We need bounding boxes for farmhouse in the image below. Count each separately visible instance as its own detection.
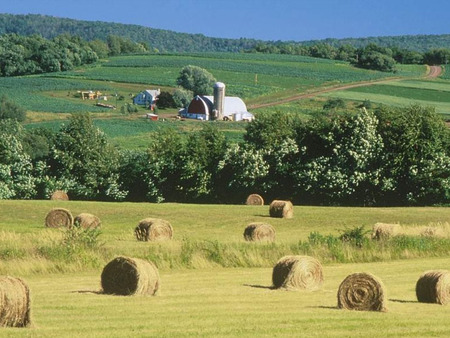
[179,82,254,121]
[133,89,161,106]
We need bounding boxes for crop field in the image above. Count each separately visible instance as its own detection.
[25,117,249,148]
[0,200,449,336]
[320,78,450,117]
[0,77,115,114]
[66,54,423,101]
[7,52,425,118]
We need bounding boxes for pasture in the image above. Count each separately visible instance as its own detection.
[0,200,449,336]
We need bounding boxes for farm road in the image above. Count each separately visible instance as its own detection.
[426,65,442,78]
[248,65,443,110]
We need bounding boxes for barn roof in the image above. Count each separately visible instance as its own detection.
[202,96,248,115]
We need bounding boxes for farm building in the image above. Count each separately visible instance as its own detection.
[179,82,254,121]
[133,89,161,106]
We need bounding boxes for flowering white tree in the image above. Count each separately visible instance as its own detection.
[296,110,383,204]
[0,120,36,199]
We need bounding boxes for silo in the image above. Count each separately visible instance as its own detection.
[213,82,226,120]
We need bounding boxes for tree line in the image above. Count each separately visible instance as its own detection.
[1,99,449,206]
[246,42,450,72]
[2,13,450,54]
[0,33,154,77]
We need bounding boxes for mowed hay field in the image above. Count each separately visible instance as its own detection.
[12,257,450,337]
[1,200,450,336]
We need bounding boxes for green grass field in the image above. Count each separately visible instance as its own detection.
[1,200,449,336]
[321,78,450,117]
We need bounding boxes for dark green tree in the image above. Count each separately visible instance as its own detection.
[176,65,216,96]
[0,95,26,121]
[46,113,126,200]
[172,87,193,108]
[156,91,176,109]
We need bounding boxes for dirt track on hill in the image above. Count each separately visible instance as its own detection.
[248,65,443,110]
[426,65,442,79]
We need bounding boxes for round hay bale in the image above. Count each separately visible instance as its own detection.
[269,200,293,219]
[135,218,173,241]
[371,223,400,240]
[337,272,387,312]
[416,270,450,305]
[272,255,323,290]
[74,213,101,229]
[243,222,275,242]
[245,194,264,206]
[50,190,69,201]
[101,256,160,296]
[44,208,73,228]
[0,276,31,327]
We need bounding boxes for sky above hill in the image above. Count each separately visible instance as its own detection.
[2,0,450,41]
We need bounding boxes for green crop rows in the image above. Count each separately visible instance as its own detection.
[0,76,114,113]
[321,78,450,116]
[0,53,427,116]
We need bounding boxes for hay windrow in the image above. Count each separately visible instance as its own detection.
[44,208,73,228]
[50,190,69,201]
[416,270,450,305]
[371,223,401,240]
[269,200,293,219]
[245,194,264,206]
[135,218,173,241]
[272,255,323,290]
[337,272,387,312]
[0,276,31,327]
[420,226,445,238]
[74,213,101,229]
[244,222,275,242]
[101,256,160,296]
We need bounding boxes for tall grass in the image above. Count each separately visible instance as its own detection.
[2,227,450,276]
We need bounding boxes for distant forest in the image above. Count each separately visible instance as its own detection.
[1,13,450,53]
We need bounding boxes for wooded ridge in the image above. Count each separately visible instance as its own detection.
[1,13,449,53]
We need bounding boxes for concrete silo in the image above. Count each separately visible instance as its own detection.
[213,82,225,120]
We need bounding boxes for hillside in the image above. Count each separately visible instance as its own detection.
[0,13,257,52]
[1,13,450,53]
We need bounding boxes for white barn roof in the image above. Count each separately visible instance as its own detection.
[203,96,248,116]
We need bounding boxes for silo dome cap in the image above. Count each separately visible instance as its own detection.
[214,82,226,88]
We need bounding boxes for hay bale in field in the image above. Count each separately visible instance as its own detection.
[272,255,323,290]
[245,194,264,206]
[101,256,160,296]
[135,218,173,241]
[44,208,73,228]
[74,213,101,229]
[420,226,445,238]
[337,272,387,312]
[416,270,450,305]
[269,200,293,219]
[50,190,69,201]
[371,223,400,240]
[244,222,275,242]
[0,276,31,327]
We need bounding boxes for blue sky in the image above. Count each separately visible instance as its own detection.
[1,0,449,41]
